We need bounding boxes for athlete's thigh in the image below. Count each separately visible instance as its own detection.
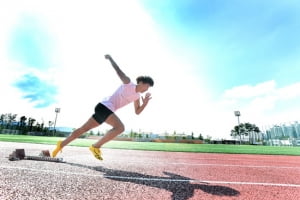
[105,113,124,128]
[80,117,100,130]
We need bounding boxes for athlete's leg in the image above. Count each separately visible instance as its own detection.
[92,113,124,148]
[52,117,99,157]
[61,117,100,147]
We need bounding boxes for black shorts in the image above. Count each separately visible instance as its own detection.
[92,103,113,124]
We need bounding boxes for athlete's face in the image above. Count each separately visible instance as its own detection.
[139,83,151,93]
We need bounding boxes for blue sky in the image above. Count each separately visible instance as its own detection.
[9,15,53,70]
[9,15,57,108]
[142,0,300,93]
[1,0,300,139]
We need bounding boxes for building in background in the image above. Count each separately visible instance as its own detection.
[262,121,300,146]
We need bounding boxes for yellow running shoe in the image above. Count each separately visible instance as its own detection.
[52,140,63,157]
[89,145,103,160]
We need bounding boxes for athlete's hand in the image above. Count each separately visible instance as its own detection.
[142,92,152,104]
[105,54,112,60]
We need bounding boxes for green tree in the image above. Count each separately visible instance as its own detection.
[231,123,261,144]
[231,125,240,143]
[8,113,17,127]
[20,116,27,127]
[173,131,177,140]
[244,122,253,144]
[252,125,261,143]
[0,114,4,129]
[28,118,36,132]
[198,133,204,140]
[129,129,135,138]
[231,123,246,144]
[244,122,261,144]
[204,135,212,143]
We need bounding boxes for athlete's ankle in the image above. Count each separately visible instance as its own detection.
[92,144,101,148]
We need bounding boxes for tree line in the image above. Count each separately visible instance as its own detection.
[1,113,262,144]
[0,113,55,136]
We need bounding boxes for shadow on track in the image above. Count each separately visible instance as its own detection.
[66,162,240,200]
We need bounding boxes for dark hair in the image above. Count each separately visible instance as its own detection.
[136,76,154,86]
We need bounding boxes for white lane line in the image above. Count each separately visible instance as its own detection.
[191,180,300,188]
[1,165,300,188]
[108,160,300,169]
[104,175,193,182]
[169,163,300,169]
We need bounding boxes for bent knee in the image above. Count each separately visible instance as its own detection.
[115,123,125,133]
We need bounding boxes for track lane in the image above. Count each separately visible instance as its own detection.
[1,142,300,200]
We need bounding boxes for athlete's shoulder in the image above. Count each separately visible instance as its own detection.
[123,82,136,87]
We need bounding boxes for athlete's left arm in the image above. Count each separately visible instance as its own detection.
[134,93,152,115]
[105,54,131,84]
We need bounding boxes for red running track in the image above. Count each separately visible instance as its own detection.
[0,142,300,200]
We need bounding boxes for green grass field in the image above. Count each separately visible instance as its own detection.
[1,134,300,155]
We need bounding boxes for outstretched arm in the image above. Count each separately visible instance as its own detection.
[105,54,130,84]
[134,93,152,115]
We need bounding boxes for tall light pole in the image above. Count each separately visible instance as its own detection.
[234,111,241,144]
[53,108,61,135]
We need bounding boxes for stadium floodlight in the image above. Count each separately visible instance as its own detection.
[53,108,61,135]
[234,111,241,144]
[234,111,241,124]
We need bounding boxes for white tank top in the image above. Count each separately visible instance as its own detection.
[101,82,140,112]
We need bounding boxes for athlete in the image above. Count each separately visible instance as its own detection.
[52,54,154,160]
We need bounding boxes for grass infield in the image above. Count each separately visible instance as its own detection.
[1,134,300,155]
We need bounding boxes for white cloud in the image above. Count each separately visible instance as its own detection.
[221,80,300,131]
[277,82,300,100]
[223,80,276,99]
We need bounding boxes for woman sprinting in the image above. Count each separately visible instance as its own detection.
[52,54,154,160]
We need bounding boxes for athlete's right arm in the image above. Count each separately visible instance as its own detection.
[134,93,152,115]
[105,54,131,84]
